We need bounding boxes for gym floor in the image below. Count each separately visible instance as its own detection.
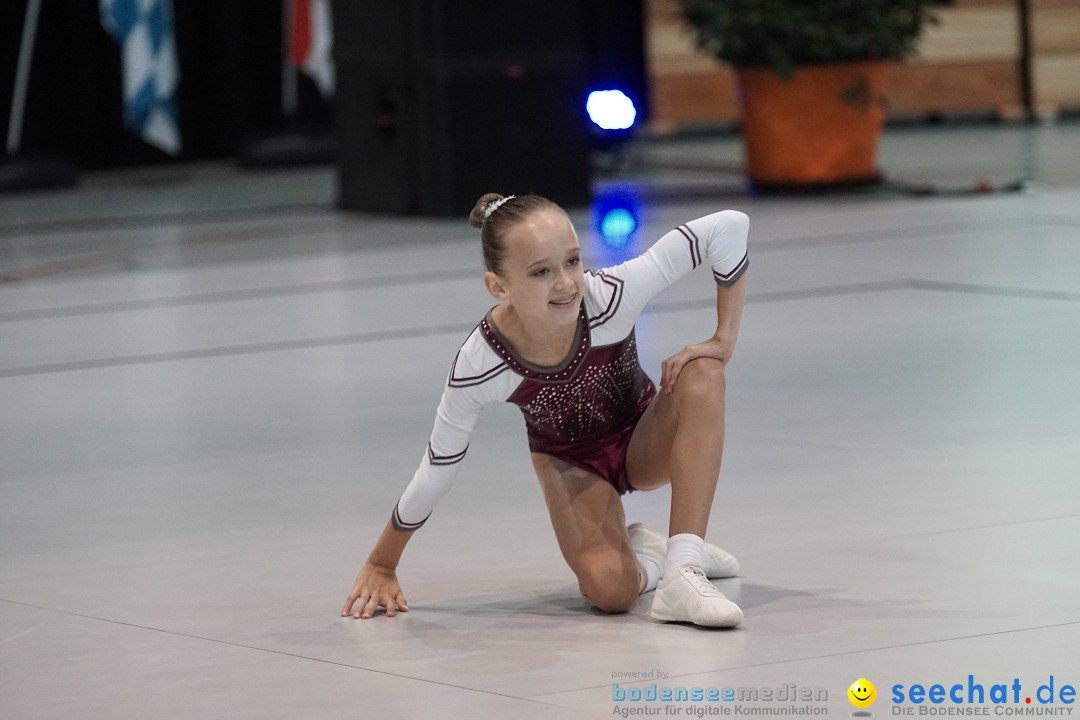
[2,122,1078,718]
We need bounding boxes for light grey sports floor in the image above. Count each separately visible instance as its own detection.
[2,123,1078,719]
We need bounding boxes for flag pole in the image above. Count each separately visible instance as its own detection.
[237,0,334,167]
[1,0,79,192]
[6,0,44,153]
[282,0,299,119]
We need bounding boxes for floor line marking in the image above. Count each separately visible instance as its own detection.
[3,279,1075,378]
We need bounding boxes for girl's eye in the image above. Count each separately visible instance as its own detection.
[533,268,549,277]
[567,257,580,267]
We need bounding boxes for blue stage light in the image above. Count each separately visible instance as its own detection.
[586,90,637,131]
[600,208,637,246]
[592,184,643,254]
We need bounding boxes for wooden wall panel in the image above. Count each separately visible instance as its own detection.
[1035,56,1080,105]
[648,71,739,131]
[886,61,1022,115]
[1033,7,1080,52]
[915,7,1019,62]
[643,0,1077,131]
[1031,0,1080,108]
[644,0,739,129]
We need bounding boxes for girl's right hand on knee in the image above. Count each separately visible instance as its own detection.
[341,562,408,619]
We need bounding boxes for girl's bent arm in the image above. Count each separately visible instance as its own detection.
[713,269,747,354]
[605,209,749,392]
[660,271,747,392]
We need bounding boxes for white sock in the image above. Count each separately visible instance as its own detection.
[663,534,704,579]
[637,554,662,594]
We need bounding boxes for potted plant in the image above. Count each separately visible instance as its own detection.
[681,0,939,187]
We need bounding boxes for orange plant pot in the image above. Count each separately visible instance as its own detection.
[736,62,889,186]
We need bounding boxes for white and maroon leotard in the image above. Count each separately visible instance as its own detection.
[391,210,749,531]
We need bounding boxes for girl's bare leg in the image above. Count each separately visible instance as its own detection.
[532,453,642,614]
[624,357,743,626]
[625,357,727,537]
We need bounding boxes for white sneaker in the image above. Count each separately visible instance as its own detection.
[701,540,740,579]
[626,523,740,579]
[651,566,744,627]
[627,522,666,569]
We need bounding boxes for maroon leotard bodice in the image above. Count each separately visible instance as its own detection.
[479,308,656,458]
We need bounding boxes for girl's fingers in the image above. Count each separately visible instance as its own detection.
[661,357,676,392]
[668,358,685,391]
[354,591,373,619]
[344,586,406,619]
[663,352,689,393]
[342,588,362,617]
[361,597,378,619]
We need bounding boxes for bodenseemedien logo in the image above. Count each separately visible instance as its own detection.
[609,678,829,716]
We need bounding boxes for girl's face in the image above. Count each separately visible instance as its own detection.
[485,208,585,329]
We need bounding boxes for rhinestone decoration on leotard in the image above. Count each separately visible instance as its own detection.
[479,307,591,383]
[510,333,651,444]
[479,307,652,445]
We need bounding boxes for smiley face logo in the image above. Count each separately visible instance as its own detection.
[848,678,876,708]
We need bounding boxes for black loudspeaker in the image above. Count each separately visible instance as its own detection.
[583,0,649,125]
[334,2,592,216]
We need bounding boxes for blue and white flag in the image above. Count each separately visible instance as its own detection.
[100,0,181,155]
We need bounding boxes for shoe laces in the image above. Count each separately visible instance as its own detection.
[684,566,724,597]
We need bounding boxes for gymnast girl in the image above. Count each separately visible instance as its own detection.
[343,193,749,627]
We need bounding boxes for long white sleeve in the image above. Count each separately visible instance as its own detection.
[391,330,514,530]
[588,209,750,343]
[639,209,749,289]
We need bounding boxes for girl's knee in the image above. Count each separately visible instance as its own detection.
[575,552,640,614]
[675,358,727,403]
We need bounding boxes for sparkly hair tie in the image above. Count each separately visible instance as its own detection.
[483,195,516,220]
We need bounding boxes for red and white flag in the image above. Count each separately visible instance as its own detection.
[289,0,334,97]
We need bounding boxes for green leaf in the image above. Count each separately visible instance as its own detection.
[681,0,939,79]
